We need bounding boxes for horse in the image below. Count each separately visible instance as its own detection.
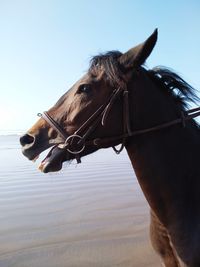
[20,29,200,267]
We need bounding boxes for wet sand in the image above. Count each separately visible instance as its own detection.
[0,136,160,267]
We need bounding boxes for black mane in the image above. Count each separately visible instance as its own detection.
[148,67,199,111]
[89,51,199,118]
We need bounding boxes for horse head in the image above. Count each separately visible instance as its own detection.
[20,30,158,172]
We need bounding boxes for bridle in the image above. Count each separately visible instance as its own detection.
[38,84,131,162]
[38,83,200,163]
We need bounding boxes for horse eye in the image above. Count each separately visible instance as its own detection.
[78,84,91,94]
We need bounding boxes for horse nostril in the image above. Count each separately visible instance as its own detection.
[20,134,35,146]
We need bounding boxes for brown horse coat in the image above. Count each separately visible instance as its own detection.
[20,30,200,266]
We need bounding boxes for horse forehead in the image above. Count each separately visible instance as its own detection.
[61,74,91,101]
[75,73,92,85]
[63,74,90,98]
[56,72,100,107]
[75,71,104,85]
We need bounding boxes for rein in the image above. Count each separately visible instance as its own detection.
[38,86,200,163]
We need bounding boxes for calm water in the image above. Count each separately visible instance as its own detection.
[0,135,158,267]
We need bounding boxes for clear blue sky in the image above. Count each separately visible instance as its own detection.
[0,0,200,134]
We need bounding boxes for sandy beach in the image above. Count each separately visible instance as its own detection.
[0,135,160,267]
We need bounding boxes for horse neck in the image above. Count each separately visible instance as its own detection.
[125,69,200,226]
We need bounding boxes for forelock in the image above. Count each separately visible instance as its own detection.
[89,51,123,86]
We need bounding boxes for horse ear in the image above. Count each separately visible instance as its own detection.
[119,29,158,69]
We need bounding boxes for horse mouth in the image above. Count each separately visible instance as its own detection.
[37,145,69,173]
[22,139,97,173]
